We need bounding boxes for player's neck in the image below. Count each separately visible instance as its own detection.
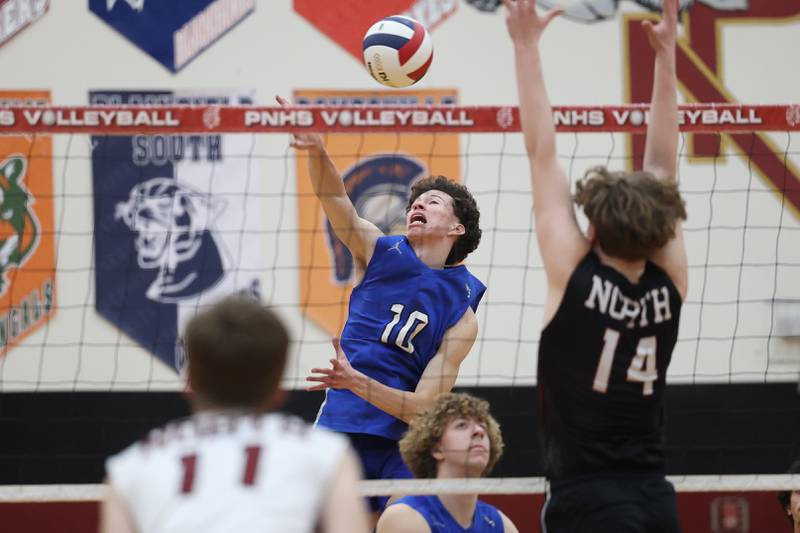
[794,520,800,533]
[594,245,646,284]
[190,396,270,415]
[408,236,453,269]
[436,493,479,528]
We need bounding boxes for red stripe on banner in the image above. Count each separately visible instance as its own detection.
[398,23,425,66]
[407,52,433,82]
[0,105,797,134]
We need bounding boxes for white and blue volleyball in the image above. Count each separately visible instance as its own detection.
[362,15,433,88]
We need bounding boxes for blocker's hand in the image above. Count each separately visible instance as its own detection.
[306,338,363,392]
[503,0,562,49]
[642,0,678,54]
[275,95,324,151]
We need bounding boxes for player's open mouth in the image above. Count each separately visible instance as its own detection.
[409,213,426,225]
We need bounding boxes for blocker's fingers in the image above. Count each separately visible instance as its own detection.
[542,7,564,25]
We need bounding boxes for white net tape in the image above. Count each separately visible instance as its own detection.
[3,475,799,502]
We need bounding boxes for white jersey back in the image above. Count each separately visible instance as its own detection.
[107,411,348,533]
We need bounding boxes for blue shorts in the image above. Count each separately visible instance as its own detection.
[345,432,413,512]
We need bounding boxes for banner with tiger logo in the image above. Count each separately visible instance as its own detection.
[0,90,56,356]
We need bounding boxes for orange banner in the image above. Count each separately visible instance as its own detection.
[0,91,56,354]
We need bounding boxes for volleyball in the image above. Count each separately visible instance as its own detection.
[362,15,433,88]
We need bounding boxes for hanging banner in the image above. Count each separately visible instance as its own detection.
[0,0,49,49]
[89,0,255,72]
[91,89,262,371]
[0,90,56,355]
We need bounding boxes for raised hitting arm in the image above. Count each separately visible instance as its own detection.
[277,96,382,269]
[640,0,688,298]
[504,0,588,317]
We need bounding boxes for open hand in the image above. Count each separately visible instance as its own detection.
[503,0,562,48]
[275,95,324,151]
[306,338,363,392]
[642,0,678,53]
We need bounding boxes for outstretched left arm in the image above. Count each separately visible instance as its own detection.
[642,0,688,299]
[307,309,478,423]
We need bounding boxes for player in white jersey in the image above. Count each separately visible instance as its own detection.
[100,297,370,533]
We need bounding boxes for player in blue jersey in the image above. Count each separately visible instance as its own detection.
[506,0,687,531]
[377,393,518,533]
[278,96,485,513]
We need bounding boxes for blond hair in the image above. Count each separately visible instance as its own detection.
[399,392,503,479]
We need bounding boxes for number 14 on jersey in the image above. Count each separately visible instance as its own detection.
[593,328,658,396]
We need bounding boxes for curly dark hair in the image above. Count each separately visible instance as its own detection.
[778,458,800,525]
[399,392,503,479]
[406,176,481,265]
[574,166,687,261]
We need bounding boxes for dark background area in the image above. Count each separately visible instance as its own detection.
[2,383,799,484]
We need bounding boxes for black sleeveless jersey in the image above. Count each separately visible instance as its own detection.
[538,250,682,482]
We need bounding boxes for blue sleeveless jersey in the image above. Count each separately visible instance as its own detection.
[393,495,504,532]
[317,235,485,440]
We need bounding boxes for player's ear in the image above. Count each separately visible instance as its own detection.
[449,223,465,236]
[587,223,596,243]
[431,446,445,462]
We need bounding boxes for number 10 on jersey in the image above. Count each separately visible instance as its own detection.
[381,304,429,354]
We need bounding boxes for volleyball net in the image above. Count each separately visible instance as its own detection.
[0,101,798,504]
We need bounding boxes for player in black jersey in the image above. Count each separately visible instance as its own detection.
[505,0,687,531]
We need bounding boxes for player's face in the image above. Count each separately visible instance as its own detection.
[406,190,462,239]
[790,490,800,525]
[436,416,490,477]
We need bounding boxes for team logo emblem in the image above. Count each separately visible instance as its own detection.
[786,105,800,128]
[496,107,514,129]
[326,155,424,283]
[114,177,226,303]
[0,157,41,295]
[89,0,255,72]
[710,496,750,532]
[0,90,57,356]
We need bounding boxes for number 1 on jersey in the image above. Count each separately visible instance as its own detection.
[179,445,263,494]
[593,328,658,396]
[381,303,429,354]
